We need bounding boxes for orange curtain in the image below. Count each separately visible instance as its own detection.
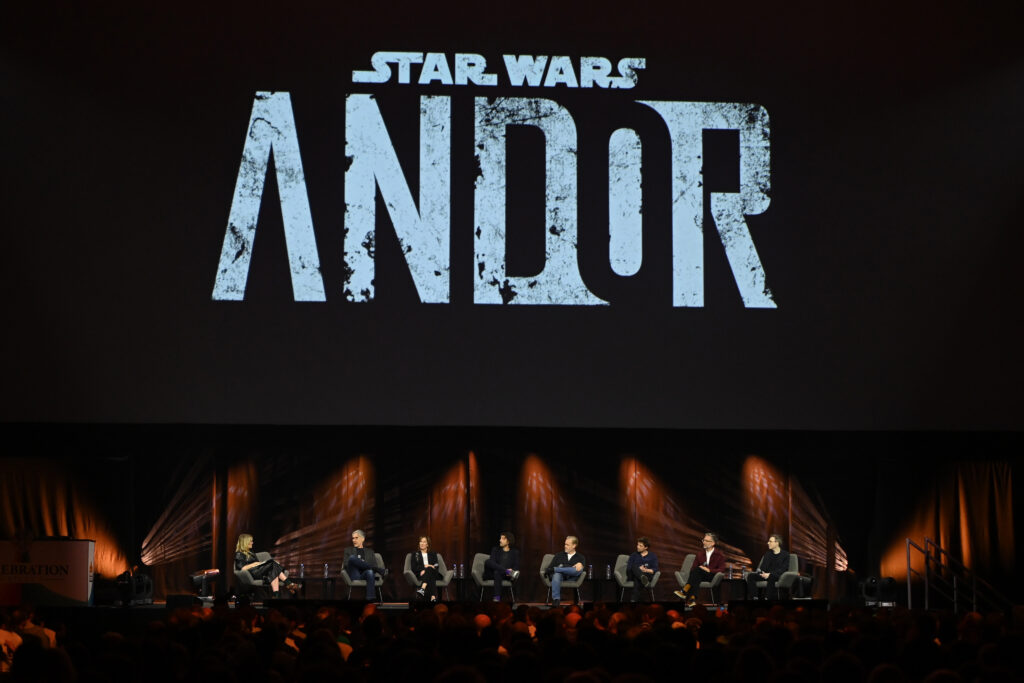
[0,458,128,578]
[881,461,1013,581]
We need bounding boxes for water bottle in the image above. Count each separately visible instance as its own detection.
[458,563,464,579]
[300,563,305,579]
[605,564,611,580]
[323,562,329,578]
[587,564,594,579]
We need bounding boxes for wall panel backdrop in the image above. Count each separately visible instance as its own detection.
[1,427,1018,602]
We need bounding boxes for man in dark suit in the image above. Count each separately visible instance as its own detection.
[344,529,386,600]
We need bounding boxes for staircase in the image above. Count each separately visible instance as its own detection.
[905,537,1010,613]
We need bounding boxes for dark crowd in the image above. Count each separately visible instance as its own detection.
[1,601,1022,683]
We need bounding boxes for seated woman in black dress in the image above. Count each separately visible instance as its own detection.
[235,533,299,596]
[410,535,441,602]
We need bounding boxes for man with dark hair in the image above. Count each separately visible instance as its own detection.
[745,533,790,599]
[626,537,659,603]
[483,532,520,602]
[546,536,585,607]
[343,530,387,601]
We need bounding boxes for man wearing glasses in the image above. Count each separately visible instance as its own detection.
[674,532,726,607]
[344,530,387,600]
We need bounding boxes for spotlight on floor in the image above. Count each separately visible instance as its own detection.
[877,576,897,607]
[190,568,220,598]
[861,576,897,607]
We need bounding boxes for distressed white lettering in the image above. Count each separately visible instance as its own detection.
[418,53,454,85]
[454,54,498,86]
[344,95,451,302]
[611,58,645,89]
[544,56,579,88]
[473,97,606,305]
[212,91,325,301]
[580,57,613,88]
[608,128,643,276]
[503,54,549,87]
[639,100,774,307]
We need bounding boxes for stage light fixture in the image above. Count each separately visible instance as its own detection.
[190,568,220,598]
[861,576,896,607]
[115,568,154,606]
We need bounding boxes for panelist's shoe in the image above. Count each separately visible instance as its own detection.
[551,599,560,607]
[640,575,651,588]
[673,590,687,600]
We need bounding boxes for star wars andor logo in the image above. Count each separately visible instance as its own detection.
[212,52,776,307]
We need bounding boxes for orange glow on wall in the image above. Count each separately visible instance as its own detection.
[881,516,931,581]
[467,451,481,545]
[0,459,128,577]
[421,456,476,564]
[223,460,259,562]
[880,462,1014,581]
[515,454,582,564]
[272,455,375,572]
[620,457,750,573]
[140,457,214,567]
[742,456,788,541]
[742,456,848,577]
[75,512,129,578]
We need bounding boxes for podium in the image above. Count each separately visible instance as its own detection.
[0,539,96,606]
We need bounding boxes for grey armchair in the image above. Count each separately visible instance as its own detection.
[700,569,725,605]
[340,552,385,601]
[674,554,696,597]
[675,553,725,604]
[540,553,586,604]
[234,551,273,598]
[613,553,660,601]
[470,552,516,601]
[403,552,455,600]
[754,553,800,598]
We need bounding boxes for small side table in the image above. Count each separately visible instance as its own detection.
[718,577,748,603]
[291,576,336,599]
[589,576,619,603]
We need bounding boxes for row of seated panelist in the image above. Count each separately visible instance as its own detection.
[232,552,810,603]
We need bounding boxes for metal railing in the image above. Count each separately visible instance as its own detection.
[906,537,1010,613]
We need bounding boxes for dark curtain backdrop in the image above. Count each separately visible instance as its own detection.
[0,426,1019,602]
[878,458,1015,595]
